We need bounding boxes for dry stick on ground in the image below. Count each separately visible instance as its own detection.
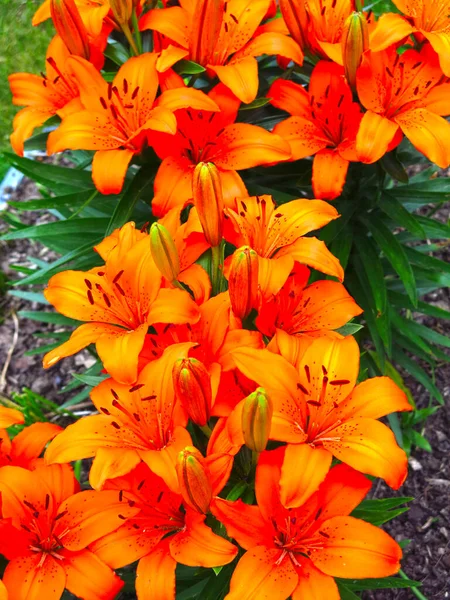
[0,310,19,393]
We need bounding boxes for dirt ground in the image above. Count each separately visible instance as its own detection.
[0,175,449,600]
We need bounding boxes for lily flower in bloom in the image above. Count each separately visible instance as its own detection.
[33,0,112,37]
[0,422,62,470]
[140,0,303,103]
[91,463,237,600]
[45,344,196,492]
[0,464,138,600]
[223,194,343,297]
[150,84,291,216]
[47,53,219,194]
[370,0,450,77]
[9,36,82,156]
[212,453,402,600]
[280,0,357,60]
[0,406,24,428]
[269,61,363,200]
[43,222,200,384]
[356,44,450,167]
[256,266,363,360]
[231,336,412,506]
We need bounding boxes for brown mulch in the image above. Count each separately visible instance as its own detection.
[1,175,449,600]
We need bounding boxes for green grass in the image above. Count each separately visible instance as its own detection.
[0,0,53,178]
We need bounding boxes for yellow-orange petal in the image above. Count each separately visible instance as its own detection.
[136,539,177,600]
[311,516,402,578]
[92,149,134,195]
[356,111,400,164]
[64,549,124,600]
[312,149,349,201]
[277,236,344,282]
[0,406,24,429]
[226,546,298,600]
[209,57,259,104]
[323,418,409,489]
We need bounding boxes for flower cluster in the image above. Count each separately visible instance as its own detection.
[6,0,449,598]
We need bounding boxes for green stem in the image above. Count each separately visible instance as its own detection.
[131,10,143,54]
[122,22,140,56]
[211,243,224,295]
[251,451,259,471]
[200,424,212,438]
[399,571,428,600]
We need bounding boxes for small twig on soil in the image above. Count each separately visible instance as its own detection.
[0,311,19,393]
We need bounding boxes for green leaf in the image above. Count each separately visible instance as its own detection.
[404,245,450,275]
[2,152,94,193]
[18,311,79,326]
[393,348,443,404]
[174,59,206,74]
[335,323,364,336]
[336,582,360,599]
[106,168,154,235]
[391,312,435,357]
[239,97,271,111]
[8,291,48,304]
[360,214,417,306]
[379,152,409,183]
[402,318,450,349]
[380,192,426,238]
[72,373,108,387]
[341,576,422,590]
[410,430,432,452]
[104,40,130,65]
[390,178,450,207]
[415,215,450,239]
[1,218,110,242]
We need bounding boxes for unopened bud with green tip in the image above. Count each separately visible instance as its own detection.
[50,0,90,59]
[176,446,212,514]
[228,246,259,320]
[109,0,133,26]
[341,11,369,89]
[192,162,224,248]
[150,222,180,283]
[241,387,273,453]
[172,358,212,426]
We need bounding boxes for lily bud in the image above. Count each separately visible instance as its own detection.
[50,0,90,59]
[149,222,180,283]
[190,0,225,65]
[192,162,224,247]
[341,11,369,89]
[228,246,259,320]
[173,358,212,426]
[109,0,133,26]
[177,447,212,514]
[241,388,273,453]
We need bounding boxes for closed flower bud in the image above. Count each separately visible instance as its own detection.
[228,246,259,320]
[177,446,212,514]
[109,0,133,26]
[341,11,369,89]
[150,222,180,283]
[50,0,90,59]
[241,388,273,453]
[191,0,225,65]
[192,162,224,247]
[172,358,212,426]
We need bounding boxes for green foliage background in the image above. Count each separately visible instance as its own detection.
[0,0,52,178]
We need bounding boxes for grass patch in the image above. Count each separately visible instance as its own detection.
[0,0,53,178]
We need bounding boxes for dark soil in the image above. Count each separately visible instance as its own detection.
[1,175,449,599]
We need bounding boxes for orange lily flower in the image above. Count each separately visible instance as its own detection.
[0,406,24,429]
[138,292,263,416]
[150,83,291,216]
[230,335,412,505]
[256,266,363,358]
[91,463,237,600]
[370,0,450,77]
[0,422,62,470]
[45,344,197,492]
[43,222,200,384]
[140,0,303,104]
[356,44,450,167]
[0,581,6,600]
[280,0,358,61]
[47,53,220,194]
[9,36,83,156]
[270,61,363,200]
[34,0,112,37]
[0,463,138,600]
[223,194,344,297]
[212,453,402,600]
